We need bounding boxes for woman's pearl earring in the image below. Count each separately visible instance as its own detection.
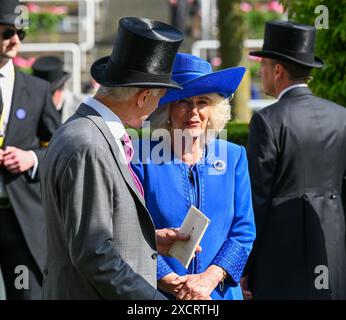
[167,119,171,124]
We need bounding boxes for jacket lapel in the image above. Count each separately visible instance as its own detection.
[4,71,30,146]
[76,104,147,208]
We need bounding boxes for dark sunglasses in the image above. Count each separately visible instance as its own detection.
[1,28,26,41]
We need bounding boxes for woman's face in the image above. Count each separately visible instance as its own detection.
[169,95,212,138]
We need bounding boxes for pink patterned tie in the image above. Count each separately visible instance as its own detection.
[121,132,144,197]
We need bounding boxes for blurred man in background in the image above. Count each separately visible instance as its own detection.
[32,55,85,123]
[0,0,60,300]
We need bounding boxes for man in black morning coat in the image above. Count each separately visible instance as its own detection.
[243,20,346,300]
[0,0,60,299]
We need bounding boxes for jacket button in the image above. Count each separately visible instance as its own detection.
[329,194,336,199]
[43,267,48,275]
[151,253,158,260]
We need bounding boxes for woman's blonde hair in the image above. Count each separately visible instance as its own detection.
[148,93,232,135]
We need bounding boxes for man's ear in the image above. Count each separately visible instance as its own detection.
[136,89,151,108]
[274,63,285,82]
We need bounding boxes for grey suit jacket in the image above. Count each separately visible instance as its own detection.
[61,89,86,123]
[41,103,166,300]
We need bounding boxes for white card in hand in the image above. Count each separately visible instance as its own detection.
[168,206,210,269]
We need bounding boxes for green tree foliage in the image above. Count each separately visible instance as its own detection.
[225,122,249,146]
[28,12,64,37]
[281,0,346,106]
[244,9,282,39]
[217,0,245,68]
[217,0,252,123]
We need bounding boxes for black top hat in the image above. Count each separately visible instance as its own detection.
[90,17,184,89]
[0,0,21,26]
[32,56,71,92]
[249,20,323,68]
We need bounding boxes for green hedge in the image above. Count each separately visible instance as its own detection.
[225,121,249,146]
[27,12,65,37]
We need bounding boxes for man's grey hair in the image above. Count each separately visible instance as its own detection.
[96,86,162,101]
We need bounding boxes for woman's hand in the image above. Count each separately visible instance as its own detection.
[172,265,225,300]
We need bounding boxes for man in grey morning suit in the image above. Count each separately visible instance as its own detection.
[41,17,186,299]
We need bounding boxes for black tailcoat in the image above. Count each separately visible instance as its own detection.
[247,87,346,299]
[2,70,60,274]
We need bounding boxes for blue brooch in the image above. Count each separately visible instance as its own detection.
[213,160,226,171]
[16,108,26,120]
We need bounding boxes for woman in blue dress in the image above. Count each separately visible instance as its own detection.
[132,53,256,300]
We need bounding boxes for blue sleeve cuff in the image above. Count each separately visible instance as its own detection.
[211,238,249,286]
[157,255,174,280]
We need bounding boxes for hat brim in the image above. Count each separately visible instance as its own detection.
[50,72,71,92]
[249,50,324,68]
[90,56,182,90]
[0,17,17,26]
[159,66,246,106]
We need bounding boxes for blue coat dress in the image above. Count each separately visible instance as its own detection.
[132,138,256,300]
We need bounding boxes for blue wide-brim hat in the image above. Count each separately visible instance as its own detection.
[159,53,246,106]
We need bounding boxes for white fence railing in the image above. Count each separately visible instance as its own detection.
[21,0,97,52]
[191,39,264,59]
[21,43,82,95]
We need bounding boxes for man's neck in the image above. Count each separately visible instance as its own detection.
[275,80,305,98]
[94,95,141,128]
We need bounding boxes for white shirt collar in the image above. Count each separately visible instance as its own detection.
[278,83,308,100]
[84,96,126,140]
[0,59,15,78]
[0,59,15,130]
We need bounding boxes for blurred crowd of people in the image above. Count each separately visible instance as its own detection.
[168,0,201,39]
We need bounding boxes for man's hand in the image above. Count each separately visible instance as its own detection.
[240,275,253,300]
[158,273,212,300]
[158,272,185,296]
[172,265,223,300]
[168,0,178,6]
[155,228,201,256]
[0,149,4,166]
[2,146,35,174]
